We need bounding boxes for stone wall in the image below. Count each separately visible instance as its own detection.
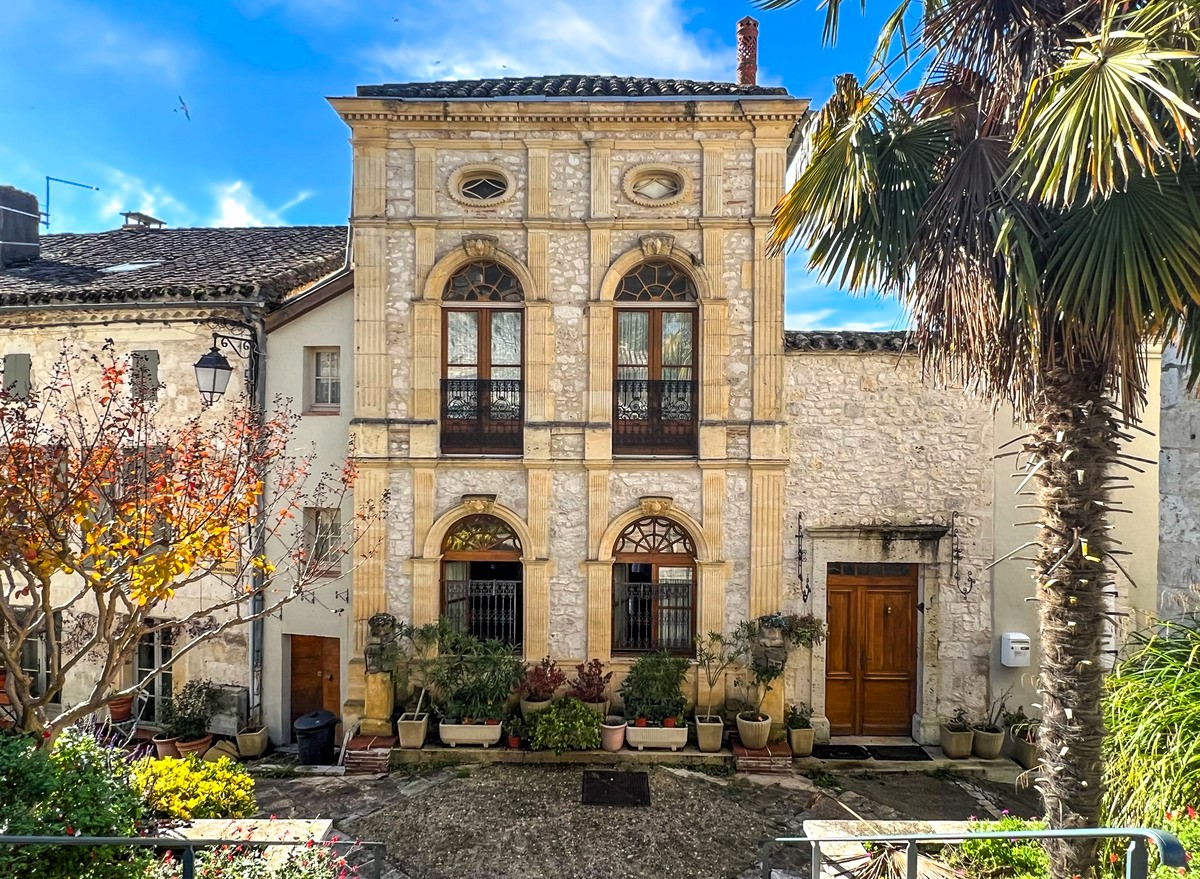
[1159,347,1200,613]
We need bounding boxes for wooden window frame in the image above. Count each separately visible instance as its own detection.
[305,347,341,415]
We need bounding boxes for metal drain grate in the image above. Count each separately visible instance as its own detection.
[581,770,651,807]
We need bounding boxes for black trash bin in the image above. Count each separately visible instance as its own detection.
[293,710,339,765]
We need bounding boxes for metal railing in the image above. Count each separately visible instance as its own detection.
[613,378,696,455]
[0,834,387,879]
[440,378,523,454]
[444,578,523,647]
[613,579,694,653]
[759,827,1187,879]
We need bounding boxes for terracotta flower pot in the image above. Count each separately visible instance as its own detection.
[663,717,678,729]
[175,734,213,757]
[108,695,135,722]
[152,734,181,759]
[788,727,815,757]
[485,718,500,726]
[634,716,648,728]
[736,713,772,750]
[600,716,627,752]
[508,735,521,749]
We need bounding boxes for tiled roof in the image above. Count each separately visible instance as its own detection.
[785,330,911,352]
[0,226,347,307]
[357,75,790,100]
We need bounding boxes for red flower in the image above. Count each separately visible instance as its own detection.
[1110,854,1120,864]
[1189,807,1198,820]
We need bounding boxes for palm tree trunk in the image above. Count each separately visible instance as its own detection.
[1031,368,1119,879]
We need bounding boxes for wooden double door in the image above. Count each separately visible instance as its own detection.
[825,563,918,736]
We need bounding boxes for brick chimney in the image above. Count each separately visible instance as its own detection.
[736,16,759,86]
[0,186,40,268]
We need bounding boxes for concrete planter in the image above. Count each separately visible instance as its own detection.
[397,713,430,749]
[788,727,815,757]
[600,716,627,752]
[972,728,1004,760]
[519,697,552,718]
[736,713,772,750]
[439,721,502,748]
[581,700,608,716]
[694,716,724,753]
[1007,730,1039,769]
[236,727,269,759]
[939,725,974,759]
[625,724,688,751]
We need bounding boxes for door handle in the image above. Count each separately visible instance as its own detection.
[860,649,867,670]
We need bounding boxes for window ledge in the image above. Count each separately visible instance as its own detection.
[303,409,342,417]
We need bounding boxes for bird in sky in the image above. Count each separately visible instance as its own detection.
[174,96,190,121]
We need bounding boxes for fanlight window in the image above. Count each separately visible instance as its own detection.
[632,174,681,201]
[442,514,522,555]
[614,261,696,303]
[444,261,524,303]
[614,516,695,556]
[460,174,507,201]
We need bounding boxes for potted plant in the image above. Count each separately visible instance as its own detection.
[940,707,974,759]
[619,651,689,751]
[505,715,526,749]
[600,713,627,751]
[735,650,784,751]
[395,621,443,749]
[785,702,815,757]
[755,612,828,649]
[972,694,1008,759]
[519,656,566,717]
[107,691,135,723]
[1004,707,1040,769]
[566,659,612,715]
[163,680,218,756]
[433,630,523,748]
[693,625,752,753]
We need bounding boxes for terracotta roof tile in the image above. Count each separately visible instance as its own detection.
[357,75,789,99]
[0,226,347,307]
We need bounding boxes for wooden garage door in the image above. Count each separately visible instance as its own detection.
[290,635,341,729]
[825,562,918,736]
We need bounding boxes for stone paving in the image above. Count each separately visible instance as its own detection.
[250,764,1040,879]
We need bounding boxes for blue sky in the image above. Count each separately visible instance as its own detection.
[0,0,908,331]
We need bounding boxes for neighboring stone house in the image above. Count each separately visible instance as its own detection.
[0,201,351,740]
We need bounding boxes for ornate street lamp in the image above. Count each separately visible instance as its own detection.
[193,345,234,406]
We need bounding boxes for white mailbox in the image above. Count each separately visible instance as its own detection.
[1001,632,1032,668]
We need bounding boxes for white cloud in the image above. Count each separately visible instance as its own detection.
[366,0,731,81]
[210,181,313,227]
[94,168,195,228]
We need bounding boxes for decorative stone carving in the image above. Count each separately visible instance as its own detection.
[461,493,497,515]
[462,234,499,260]
[638,495,674,516]
[639,234,675,258]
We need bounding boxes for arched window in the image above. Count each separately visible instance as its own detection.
[441,514,523,647]
[613,261,698,456]
[612,516,696,654]
[441,261,524,455]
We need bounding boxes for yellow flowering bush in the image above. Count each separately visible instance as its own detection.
[132,755,256,820]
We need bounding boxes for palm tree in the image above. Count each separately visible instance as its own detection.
[762,0,1200,874]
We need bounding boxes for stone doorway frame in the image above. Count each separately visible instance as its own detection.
[803,524,948,745]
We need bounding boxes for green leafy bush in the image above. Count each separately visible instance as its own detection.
[132,755,256,820]
[618,651,688,723]
[1152,807,1200,879]
[527,697,601,754]
[944,815,1048,879]
[1105,617,1200,826]
[145,837,362,879]
[0,727,149,879]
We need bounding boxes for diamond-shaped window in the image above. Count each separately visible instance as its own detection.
[460,175,508,201]
[632,174,681,201]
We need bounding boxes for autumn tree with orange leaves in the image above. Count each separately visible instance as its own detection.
[0,343,383,739]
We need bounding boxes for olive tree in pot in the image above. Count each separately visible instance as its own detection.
[735,613,827,750]
[785,702,815,757]
[566,659,612,715]
[518,656,566,717]
[619,651,690,751]
[394,620,445,748]
[693,624,753,753]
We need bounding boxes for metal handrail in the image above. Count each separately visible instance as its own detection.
[0,834,387,879]
[760,827,1187,879]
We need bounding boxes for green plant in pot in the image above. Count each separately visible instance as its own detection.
[431,627,523,747]
[785,702,814,757]
[939,706,974,759]
[735,648,785,751]
[972,691,1010,760]
[1003,706,1040,770]
[162,680,218,757]
[394,620,446,748]
[693,624,752,753]
[619,651,690,751]
[526,696,601,754]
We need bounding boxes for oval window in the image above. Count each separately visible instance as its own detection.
[623,164,690,208]
[449,164,515,207]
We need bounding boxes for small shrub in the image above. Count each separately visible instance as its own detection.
[566,659,612,703]
[146,837,364,879]
[618,651,688,723]
[802,768,841,789]
[944,815,1047,879]
[0,727,149,879]
[133,755,256,820]
[519,656,567,702]
[943,706,971,732]
[162,680,218,742]
[527,697,601,754]
[785,703,812,730]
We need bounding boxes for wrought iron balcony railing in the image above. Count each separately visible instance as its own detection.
[612,579,695,653]
[612,378,697,455]
[440,378,523,455]
[443,579,523,648]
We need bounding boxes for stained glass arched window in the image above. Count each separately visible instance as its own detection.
[441,514,522,556]
[444,261,524,302]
